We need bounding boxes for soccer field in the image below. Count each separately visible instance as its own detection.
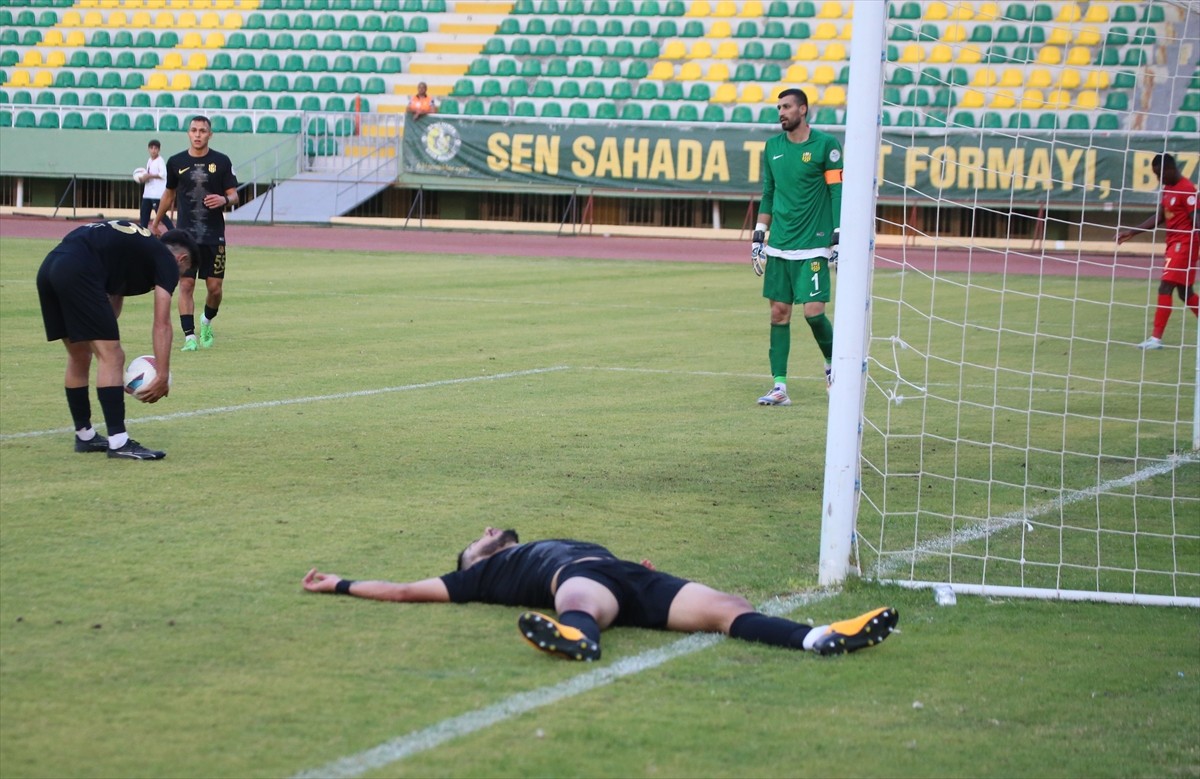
[1,230,1197,778]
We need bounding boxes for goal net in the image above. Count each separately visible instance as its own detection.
[827,0,1200,607]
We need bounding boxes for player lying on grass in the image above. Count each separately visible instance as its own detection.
[303,527,898,661]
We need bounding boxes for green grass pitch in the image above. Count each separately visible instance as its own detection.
[1,234,1197,778]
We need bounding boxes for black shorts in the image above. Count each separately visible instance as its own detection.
[183,243,227,280]
[37,246,120,342]
[558,559,691,629]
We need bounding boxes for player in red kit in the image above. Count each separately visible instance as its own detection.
[1117,153,1199,349]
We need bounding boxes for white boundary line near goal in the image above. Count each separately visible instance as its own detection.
[288,590,831,779]
[0,367,571,442]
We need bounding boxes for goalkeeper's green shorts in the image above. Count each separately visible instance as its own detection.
[762,256,831,304]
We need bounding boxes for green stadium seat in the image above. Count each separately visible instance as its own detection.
[130,93,150,108]
[60,92,79,107]
[702,105,725,122]
[621,104,644,121]
[1104,92,1129,111]
[14,110,36,128]
[37,111,60,129]
[54,71,75,89]
[1008,112,1031,129]
[282,116,302,133]
[463,99,485,116]
[951,111,976,128]
[1066,114,1090,130]
[218,74,241,91]
[568,103,590,119]
[496,59,518,77]
[293,74,316,91]
[82,92,102,107]
[333,55,354,72]
[664,0,685,14]
[36,91,56,106]
[1172,115,1198,133]
[307,54,330,72]
[131,114,154,132]
[610,82,632,101]
[675,104,699,122]
[83,113,106,130]
[595,103,617,120]
[228,95,249,110]
[231,116,253,133]
[299,95,321,111]
[364,76,385,94]
[662,82,684,101]
[924,109,948,127]
[101,73,123,90]
[479,79,502,97]
[158,31,179,48]
[202,94,224,110]
[322,34,344,51]
[583,81,605,99]
[244,74,266,91]
[252,95,273,110]
[160,115,181,132]
[558,81,581,99]
[515,101,536,117]
[539,102,562,118]
[655,19,678,37]
[587,40,609,57]
[506,80,528,98]
[688,84,711,101]
[980,111,1002,128]
[256,116,280,134]
[650,104,673,121]
[105,113,129,131]
[760,63,783,82]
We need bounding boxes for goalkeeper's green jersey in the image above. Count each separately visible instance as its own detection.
[759,127,843,260]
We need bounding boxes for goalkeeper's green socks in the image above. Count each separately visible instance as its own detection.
[805,313,834,362]
[769,322,790,384]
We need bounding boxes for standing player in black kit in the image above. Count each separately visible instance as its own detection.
[37,220,199,460]
[149,115,239,352]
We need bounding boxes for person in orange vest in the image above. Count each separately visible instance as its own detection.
[406,82,437,119]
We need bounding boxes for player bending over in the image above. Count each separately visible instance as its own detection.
[1117,153,1199,349]
[303,527,898,661]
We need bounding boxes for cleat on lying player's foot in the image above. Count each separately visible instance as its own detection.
[813,607,899,657]
[757,387,791,406]
[825,366,832,392]
[107,439,166,460]
[1136,336,1162,350]
[198,323,214,349]
[518,611,600,662]
[74,434,109,453]
[180,337,198,352]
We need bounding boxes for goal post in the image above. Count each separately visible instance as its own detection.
[820,0,1200,607]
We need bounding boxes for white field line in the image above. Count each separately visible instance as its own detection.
[0,367,569,442]
[288,591,828,779]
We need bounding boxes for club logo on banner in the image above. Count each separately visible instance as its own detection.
[422,122,462,163]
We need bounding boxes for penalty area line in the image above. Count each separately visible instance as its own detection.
[289,590,831,779]
[0,367,570,442]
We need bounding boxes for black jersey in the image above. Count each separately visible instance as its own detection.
[440,539,617,608]
[62,220,180,297]
[164,148,238,246]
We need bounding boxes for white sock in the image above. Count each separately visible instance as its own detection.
[200,315,210,326]
[185,334,197,342]
[802,625,830,651]
[108,432,129,449]
[76,427,97,441]
[775,382,787,392]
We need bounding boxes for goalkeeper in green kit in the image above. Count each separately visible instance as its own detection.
[751,88,843,405]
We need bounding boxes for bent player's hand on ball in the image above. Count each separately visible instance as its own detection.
[136,375,170,403]
[751,229,766,276]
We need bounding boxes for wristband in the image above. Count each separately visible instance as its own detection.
[755,222,767,233]
[335,579,355,595]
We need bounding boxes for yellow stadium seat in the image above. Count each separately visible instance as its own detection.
[180,32,203,48]
[686,41,713,59]
[1083,4,1109,23]
[814,22,838,39]
[785,64,808,82]
[975,2,1001,21]
[924,1,948,20]
[795,42,819,60]
[21,51,43,68]
[1027,68,1053,88]
[649,61,675,79]
[943,23,967,43]
[143,0,166,8]
[77,0,98,6]
[186,53,207,69]
[710,21,732,37]
[205,32,225,48]
[711,82,737,101]
[662,41,686,59]
[678,61,702,79]
[929,44,953,63]
[200,12,221,28]
[130,11,151,26]
[1083,70,1109,90]
[1046,27,1071,46]
[957,44,983,64]
[715,41,739,59]
[686,0,711,16]
[62,10,81,25]
[171,73,192,91]
[900,44,925,63]
[1057,69,1081,89]
[1057,2,1082,22]
[817,1,843,19]
[738,84,765,103]
[1037,46,1062,65]
[1066,47,1090,66]
[801,85,818,103]
[177,12,197,27]
[1074,26,1101,46]
[960,89,986,108]
[839,22,853,39]
[108,11,127,26]
[1021,89,1045,109]
[83,11,102,25]
[161,52,183,69]
[812,64,836,84]
[7,71,31,88]
[741,1,764,16]
[66,31,86,47]
[999,68,1023,87]
[821,42,847,60]
[713,0,736,15]
[1045,89,1071,109]
[1075,90,1099,110]
[821,85,847,105]
[33,71,53,88]
[989,88,1015,108]
[155,12,174,27]
[223,13,243,28]
[43,30,64,47]
[972,67,997,87]
[948,1,973,19]
[146,72,169,90]
[46,50,66,67]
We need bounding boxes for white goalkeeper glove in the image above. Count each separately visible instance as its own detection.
[751,228,766,276]
[828,228,840,274]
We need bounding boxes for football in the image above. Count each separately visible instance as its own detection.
[124,355,169,397]
[132,167,147,183]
